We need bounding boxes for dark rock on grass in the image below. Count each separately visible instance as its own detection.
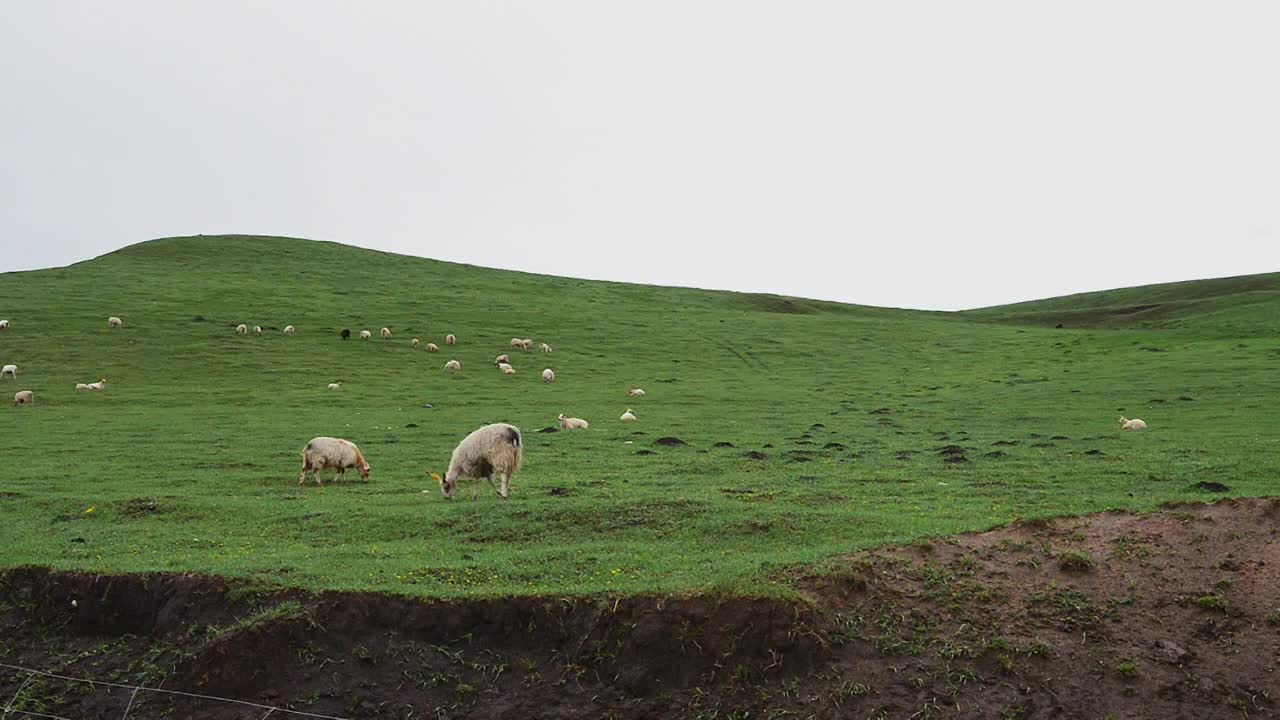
[654,437,687,447]
[635,449,657,456]
[1192,481,1231,493]
[404,423,419,428]
[1084,449,1104,456]
[1050,435,1070,440]
[743,451,768,460]
[712,441,736,448]
[538,427,560,433]
[547,487,573,497]
[631,431,647,436]
[809,423,826,429]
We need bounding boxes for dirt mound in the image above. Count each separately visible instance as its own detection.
[3,498,1279,719]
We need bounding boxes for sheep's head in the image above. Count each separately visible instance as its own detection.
[1118,416,1129,425]
[358,461,371,480]
[431,472,456,499]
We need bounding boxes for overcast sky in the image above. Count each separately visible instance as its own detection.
[2,2,1278,310]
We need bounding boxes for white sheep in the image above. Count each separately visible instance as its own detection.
[539,342,552,354]
[108,316,123,329]
[0,320,10,330]
[298,436,370,486]
[558,413,589,430]
[327,382,342,391]
[1120,416,1148,431]
[381,327,392,339]
[510,337,525,350]
[235,324,248,335]
[494,354,511,366]
[254,325,263,335]
[627,388,646,397]
[75,378,107,391]
[521,338,534,351]
[434,423,522,499]
[359,330,372,340]
[412,338,420,347]
[620,408,637,422]
[446,334,457,346]
[13,390,33,406]
[426,343,440,352]
[500,365,517,376]
[283,325,296,335]
[542,368,555,383]
[444,359,462,372]
[1,364,16,379]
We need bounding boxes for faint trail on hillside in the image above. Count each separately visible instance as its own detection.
[716,340,770,371]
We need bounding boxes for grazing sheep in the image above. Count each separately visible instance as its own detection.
[494,354,511,366]
[381,327,392,339]
[13,390,33,406]
[0,320,9,330]
[620,409,637,422]
[359,330,372,341]
[539,342,552,354]
[558,413,589,430]
[444,359,461,372]
[341,328,351,340]
[75,383,89,391]
[521,338,534,351]
[283,325,296,335]
[327,382,342,391]
[435,423,522,499]
[75,378,107,391]
[426,342,440,352]
[1,364,16,379]
[235,324,248,335]
[627,388,646,397]
[542,368,555,383]
[510,337,533,351]
[446,334,457,346]
[1120,416,1148,431]
[253,325,263,335]
[500,365,517,376]
[297,436,370,486]
[108,316,123,329]
[412,338,420,347]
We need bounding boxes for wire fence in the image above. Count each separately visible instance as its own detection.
[0,662,355,720]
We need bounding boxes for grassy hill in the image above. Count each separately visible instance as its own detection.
[2,235,1277,598]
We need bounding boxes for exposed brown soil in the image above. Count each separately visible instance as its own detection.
[3,498,1279,719]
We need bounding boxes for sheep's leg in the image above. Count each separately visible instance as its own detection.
[498,472,510,499]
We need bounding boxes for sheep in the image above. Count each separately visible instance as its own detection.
[359,330,372,340]
[13,390,33,406]
[542,368,555,383]
[558,413,589,430]
[1,364,16,379]
[412,338,420,347]
[341,328,351,340]
[75,383,89,391]
[500,365,517,376]
[627,388,646,397]
[510,337,533,351]
[426,342,440,352]
[444,359,461,372]
[327,382,342,391]
[446,334,457,346]
[108,316,123,329]
[297,436,370,486]
[494,354,511,366]
[253,325,263,335]
[381,327,392,339]
[434,423,522,499]
[539,342,552,354]
[235,324,248,335]
[1120,416,1148,431]
[75,378,107,391]
[283,325,296,335]
[0,320,10,330]
[521,338,534,351]
[620,409,637,422]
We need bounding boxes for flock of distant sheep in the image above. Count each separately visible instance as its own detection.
[0,317,656,499]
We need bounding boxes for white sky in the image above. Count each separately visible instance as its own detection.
[2,2,1278,310]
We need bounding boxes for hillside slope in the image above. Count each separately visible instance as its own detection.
[1,236,1277,598]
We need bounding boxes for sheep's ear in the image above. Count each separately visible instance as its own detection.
[430,472,443,484]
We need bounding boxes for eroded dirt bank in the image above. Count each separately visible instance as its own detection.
[3,498,1278,719]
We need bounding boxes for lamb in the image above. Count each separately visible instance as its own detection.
[510,337,525,350]
[542,368,555,383]
[500,364,517,376]
[446,334,457,346]
[327,382,342,391]
[444,359,462,371]
[297,436,370,486]
[235,324,248,335]
[494,354,511,366]
[0,320,9,330]
[1,364,16,379]
[620,409,637,422]
[341,329,351,340]
[434,423,522,499]
[381,327,392,339]
[254,325,263,335]
[558,413,589,430]
[108,316,123,329]
[75,378,107,391]
[521,338,534,351]
[13,390,33,406]
[539,342,552,354]
[412,338,420,347]
[283,325,296,335]
[426,342,440,352]
[1119,416,1148,431]
[627,388,646,397]
[360,330,372,340]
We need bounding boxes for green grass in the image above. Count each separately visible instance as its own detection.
[1,235,1278,599]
